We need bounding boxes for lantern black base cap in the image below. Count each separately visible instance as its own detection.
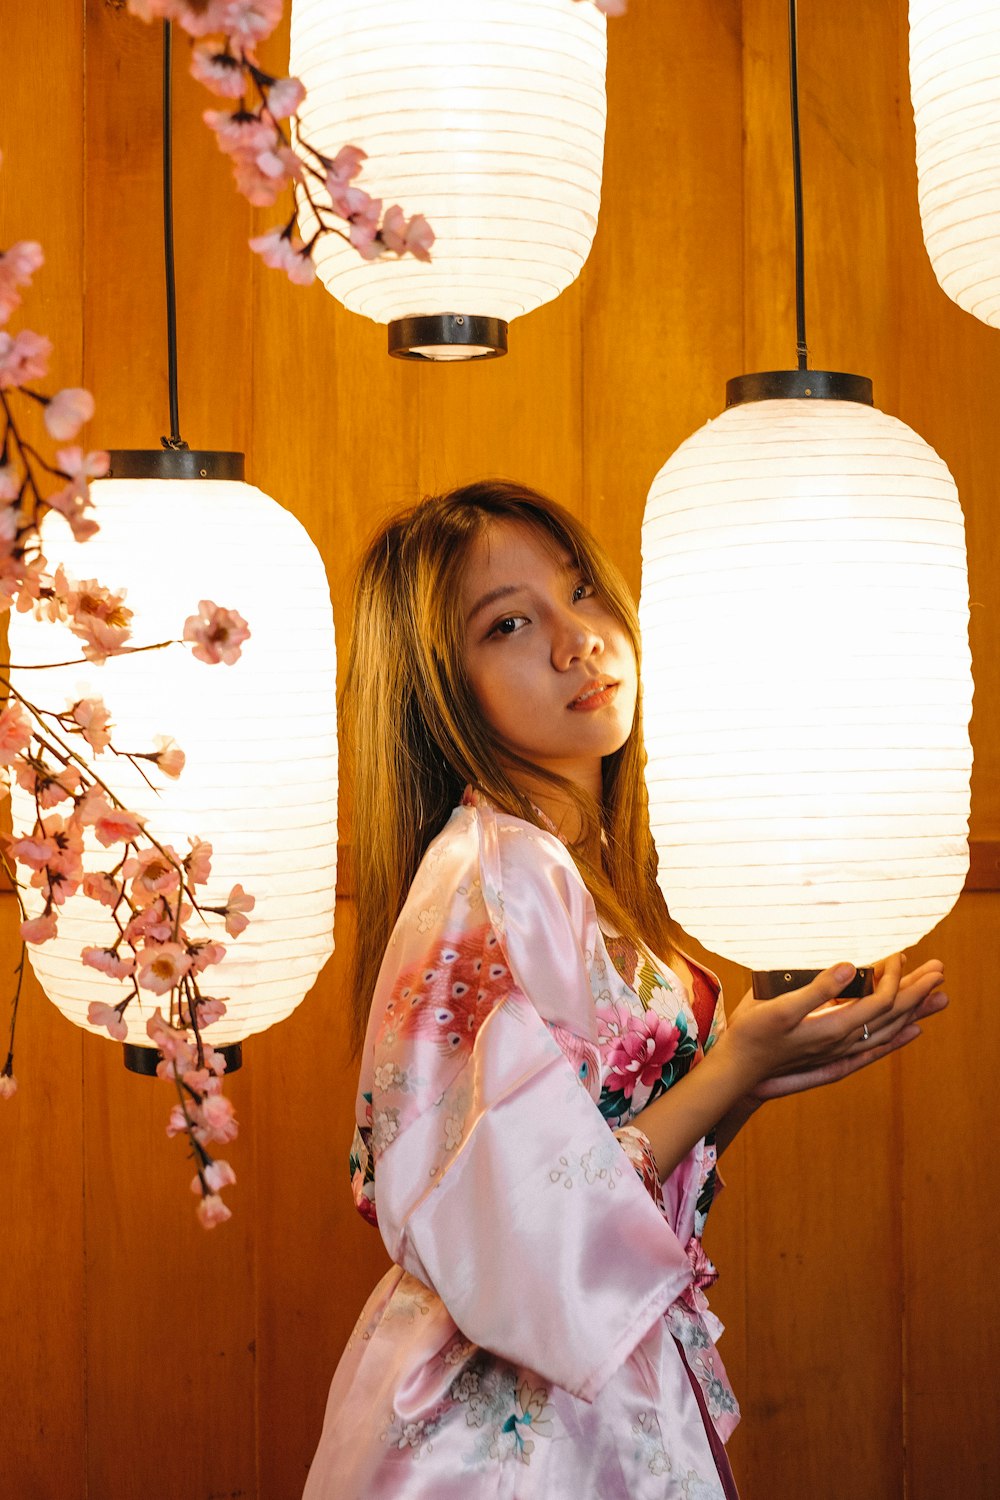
[751,967,875,1000]
[123,1040,244,1076]
[106,450,246,482]
[725,370,874,407]
[388,314,507,361]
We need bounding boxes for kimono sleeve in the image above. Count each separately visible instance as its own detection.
[366,809,695,1403]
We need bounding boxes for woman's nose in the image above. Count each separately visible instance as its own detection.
[552,613,604,670]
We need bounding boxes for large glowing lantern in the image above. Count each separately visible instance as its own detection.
[640,379,973,974]
[8,454,338,1057]
[289,0,607,359]
[910,0,1000,326]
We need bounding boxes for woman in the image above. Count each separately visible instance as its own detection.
[304,480,946,1499]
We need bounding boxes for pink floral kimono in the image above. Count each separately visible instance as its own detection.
[304,795,740,1499]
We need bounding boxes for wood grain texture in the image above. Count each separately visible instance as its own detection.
[0,9,88,1498]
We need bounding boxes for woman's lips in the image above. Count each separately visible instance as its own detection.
[567,681,618,711]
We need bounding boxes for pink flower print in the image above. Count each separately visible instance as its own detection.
[136,941,192,995]
[183,599,250,665]
[604,1012,681,1100]
[87,1000,129,1041]
[595,1000,634,1052]
[0,328,51,389]
[44,387,94,442]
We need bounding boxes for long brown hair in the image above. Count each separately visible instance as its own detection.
[342,480,672,1050]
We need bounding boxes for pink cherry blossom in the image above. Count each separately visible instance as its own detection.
[189,43,245,98]
[137,941,192,995]
[0,239,43,323]
[17,763,82,809]
[87,1000,129,1041]
[0,328,51,388]
[64,576,132,662]
[148,1006,196,1069]
[200,1091,238,1144]
[380,206,435,264]
[266,76,305,121]
[82,946,136,980]
[152,735,186,778]
[20,912,58,944]
[126,904,175,945]
[7,832,59,871]
[190,940,226,975]
[93,807,145,847]
[125,846,181,906]
[176,0,230,37]
[196,1192,232,1229]
[44,387,95,441]
[203,1157,237,1193]
[248,228,316,286]
[166,1101,189,1137]
[184,837,213,885]
[70,696,113,753]
[197,995,227,1026]
[183,599,250,665]
[0,701,33,763]
[0,464,20,503]
[203,109,273,159]
[326,144,366,189]
[0,1070,17,1101]
[221,0,281,45]
[82,870,121,907]
[223,882,254,937]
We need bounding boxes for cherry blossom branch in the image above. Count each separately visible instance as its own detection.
[126,1,436,286]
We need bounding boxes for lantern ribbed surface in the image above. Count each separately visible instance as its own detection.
[289,0,607,325]
[8,479,338,1049]
[640,399,973,971]
[910,0,1000,326]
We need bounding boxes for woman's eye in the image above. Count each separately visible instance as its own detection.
[488,615,527,638]
[572,580,595,603]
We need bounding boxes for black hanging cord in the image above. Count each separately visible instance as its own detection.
[788,0,809,371]
[162,21,187,450]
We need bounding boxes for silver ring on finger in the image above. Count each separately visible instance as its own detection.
[861,1023,869,1042]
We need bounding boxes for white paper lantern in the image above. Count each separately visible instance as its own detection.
[289,0,607,357]
[910,0,1000,326]
[640,390,973,972]
[8,461,338,1053]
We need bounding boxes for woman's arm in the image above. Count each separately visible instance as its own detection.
[636,955,947,1181]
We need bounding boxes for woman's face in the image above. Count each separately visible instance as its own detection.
[460,520,638,796]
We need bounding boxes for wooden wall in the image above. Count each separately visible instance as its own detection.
[0,2,996,1496]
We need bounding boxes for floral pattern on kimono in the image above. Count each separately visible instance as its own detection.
[304,798,740,1500]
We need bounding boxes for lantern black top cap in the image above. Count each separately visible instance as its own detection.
[388,314,508,361]
[106,450,246,482]
[725,370,874,408]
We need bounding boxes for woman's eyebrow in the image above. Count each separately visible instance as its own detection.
[466,584,523,625]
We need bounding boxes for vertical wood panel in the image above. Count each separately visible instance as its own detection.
[81,5,258,1496]
[0,7,87,1497]
[737,3,906,1495]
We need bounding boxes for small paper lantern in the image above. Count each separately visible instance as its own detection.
[640,377,973,973]
[910,0,1000,326]
[289,0,607,358]
[8,454,338,1056]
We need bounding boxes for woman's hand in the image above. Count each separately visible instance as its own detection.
[721,954,947,1097]
[750,956,947,1100]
